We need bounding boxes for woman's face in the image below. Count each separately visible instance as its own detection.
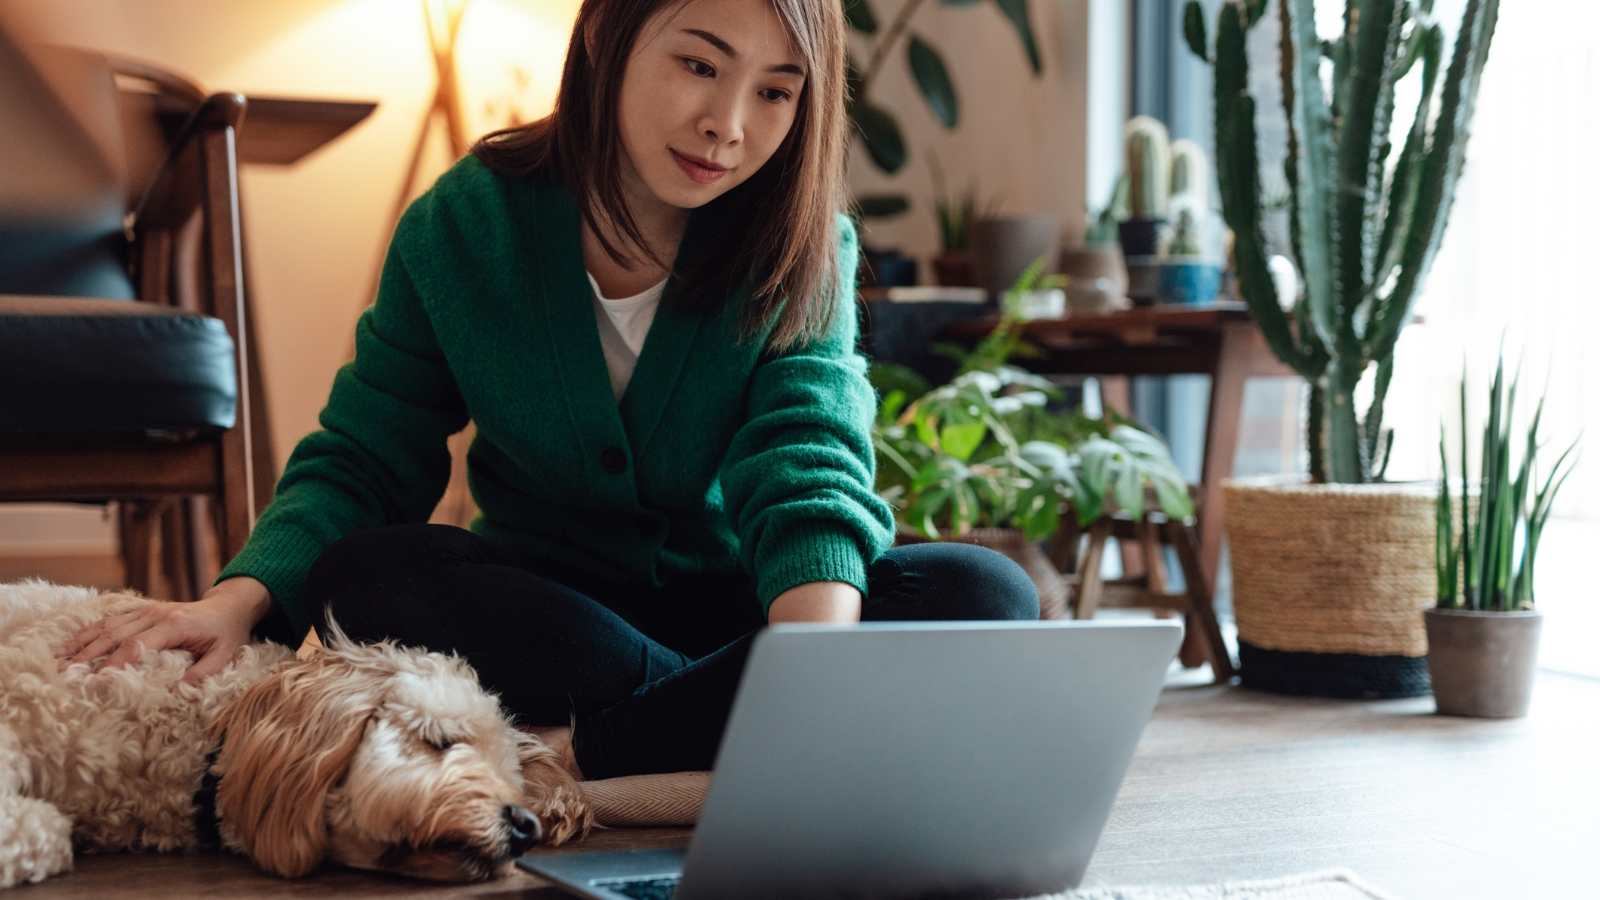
[615,0,806,217]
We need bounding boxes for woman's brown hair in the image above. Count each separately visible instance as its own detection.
[472,0,850,351]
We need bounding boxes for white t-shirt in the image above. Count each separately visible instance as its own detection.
[587,272,666,401]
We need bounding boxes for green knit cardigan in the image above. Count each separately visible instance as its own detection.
[220,156,894,642]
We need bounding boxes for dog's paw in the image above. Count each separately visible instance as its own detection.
[0,795,74,889]
[516,735,595,846]
[528,782,595,847]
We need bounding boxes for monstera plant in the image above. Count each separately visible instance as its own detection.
[845,0,1043,218]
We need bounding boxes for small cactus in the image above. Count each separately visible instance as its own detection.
[1169,139,1211,210]
[1168,208,1202,257]
[1124,116,1171,219]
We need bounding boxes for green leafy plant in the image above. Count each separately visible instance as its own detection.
[1086,176,1130,245]
[1186,0,1501,484]
[929,258,1058,373]
[871,261,1193,540]
[873,368,1194,541]
[1436,355,1578,612]
[927,153,997,253]
[848,0,1043,217]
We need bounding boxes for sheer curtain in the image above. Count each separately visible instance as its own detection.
[1382,0,1600,676]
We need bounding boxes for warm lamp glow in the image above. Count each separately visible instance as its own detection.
[363,0,577,330]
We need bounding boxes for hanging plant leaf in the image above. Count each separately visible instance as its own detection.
[1182,1,1209,62]
[907,36,959,128]
[856,194,911,218]
[843,0,878,35]
[852,103,908,173]
[991,0,1041,74]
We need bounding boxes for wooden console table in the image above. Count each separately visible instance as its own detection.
[943,302,1296,596]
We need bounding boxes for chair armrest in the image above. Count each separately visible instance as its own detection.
[126,91,246,240]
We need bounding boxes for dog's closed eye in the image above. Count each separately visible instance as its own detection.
[425,736,457,752]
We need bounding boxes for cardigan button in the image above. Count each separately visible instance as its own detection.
[600,446,627,474]
[634,515,659,538]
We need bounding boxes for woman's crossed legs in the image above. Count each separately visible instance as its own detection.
[302,524,1038,779]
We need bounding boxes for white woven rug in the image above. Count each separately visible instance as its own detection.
[1032,869,1396,900]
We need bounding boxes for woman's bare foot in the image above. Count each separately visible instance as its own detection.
[524,725,583,781]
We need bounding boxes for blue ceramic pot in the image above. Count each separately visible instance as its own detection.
[1158,259,1222,305]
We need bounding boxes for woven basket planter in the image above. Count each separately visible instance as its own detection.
[896,528,1069,620]
[1223,477,1435,698]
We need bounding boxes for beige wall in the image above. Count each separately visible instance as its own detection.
[848,0,1092,260]
[0,0,1097,554]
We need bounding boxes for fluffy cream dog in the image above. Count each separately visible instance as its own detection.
[0,580,591,889]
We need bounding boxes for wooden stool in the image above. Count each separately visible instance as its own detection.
[1052,513,1237,683]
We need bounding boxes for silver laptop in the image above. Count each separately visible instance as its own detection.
[519,619,1181,900]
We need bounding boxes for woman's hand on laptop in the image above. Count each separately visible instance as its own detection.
[57,576,274,684]
[767,581,861,624]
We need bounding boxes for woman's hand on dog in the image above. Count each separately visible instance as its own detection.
[57,577,275,684]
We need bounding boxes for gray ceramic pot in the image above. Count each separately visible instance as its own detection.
[969,215,1059,295]
[1424,608,1543,718]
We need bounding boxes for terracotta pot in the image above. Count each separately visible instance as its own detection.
[969,215,1060,295]
[1057,245,1130,315]
[1223,477,1437,698]
[897,528,1068,620]
[930,252,976,287]
[1424,608,1543,718]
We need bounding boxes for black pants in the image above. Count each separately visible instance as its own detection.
[302,524,1038,779]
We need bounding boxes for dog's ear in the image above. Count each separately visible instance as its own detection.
[210,656,380,877]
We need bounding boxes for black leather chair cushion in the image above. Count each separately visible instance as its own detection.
[0,295,236,435]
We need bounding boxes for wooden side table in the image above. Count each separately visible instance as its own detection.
[943,303,1296,597]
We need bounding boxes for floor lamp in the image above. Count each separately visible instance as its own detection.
[363,0,471,314]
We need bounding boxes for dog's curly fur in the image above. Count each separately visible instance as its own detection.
[0,581,592,888]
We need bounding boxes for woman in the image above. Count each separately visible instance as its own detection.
[60,0,1037,780]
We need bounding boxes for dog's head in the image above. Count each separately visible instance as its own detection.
[208,628,585,881]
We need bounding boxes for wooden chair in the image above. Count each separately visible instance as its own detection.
[1052,503,1237,683]
[0,41,269,601]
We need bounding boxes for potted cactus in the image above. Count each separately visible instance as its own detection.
[1185,0,1502,696]
[1158,208,1223,305]
[1117,116,1171,261]
[1430,357,1577,717]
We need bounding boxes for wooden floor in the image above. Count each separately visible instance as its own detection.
[16,670,1597,900]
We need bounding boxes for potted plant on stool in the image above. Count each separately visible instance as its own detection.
[870,277,1194,618]
[1185,0,1503,697]
[872,366,1193,620]
[1430,358,1577,717]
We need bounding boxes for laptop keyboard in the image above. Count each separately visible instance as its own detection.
[592,875,681,899]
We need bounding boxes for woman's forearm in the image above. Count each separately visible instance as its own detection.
[767,581,862,624]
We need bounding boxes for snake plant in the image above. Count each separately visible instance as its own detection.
[1185,0,1501,483]
[1436,355,1578,612]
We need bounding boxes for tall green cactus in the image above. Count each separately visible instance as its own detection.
[1187,0,1497,483]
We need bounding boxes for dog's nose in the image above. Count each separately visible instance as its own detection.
[504,805,541,856]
